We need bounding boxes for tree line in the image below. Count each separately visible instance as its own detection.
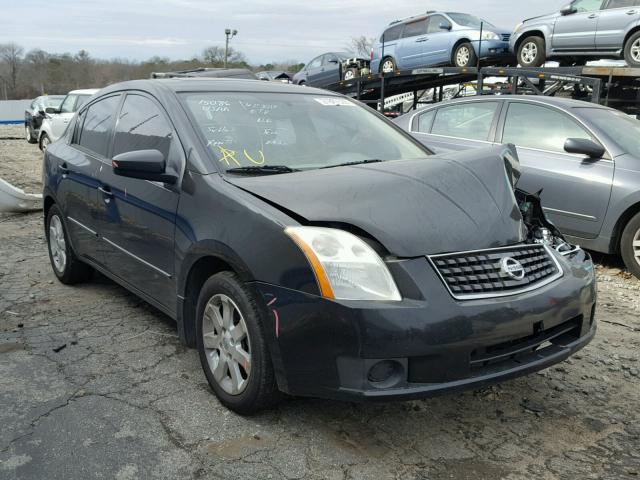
[0,36,373,100]
[0,42,305,100]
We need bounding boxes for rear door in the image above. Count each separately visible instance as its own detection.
[95,93,181,308]
[57,94,121,264]
[552,0,603,50]
[319,53,342,85]
[410,101,502,152]
[498,101,614,239]
[304,55,325,86]
[596,0,640,50]
[397,18,430,68]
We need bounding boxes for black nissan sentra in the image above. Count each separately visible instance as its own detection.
[43,79,597,414]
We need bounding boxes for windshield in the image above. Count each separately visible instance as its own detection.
[44,96,64,109]
[182,92,429,173]
[446,13,496,30]
[580,108,640,157]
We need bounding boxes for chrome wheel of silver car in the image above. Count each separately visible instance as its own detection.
[633,227,640,266]
[456,46,471,66]
[631,39,640,64]
[202,294,251,395]
[521,42,538,64]
[382,59,395,73]
[48,215,67,273]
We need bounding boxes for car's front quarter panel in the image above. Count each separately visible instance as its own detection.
[510,18,555,55]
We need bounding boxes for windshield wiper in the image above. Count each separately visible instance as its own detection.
[225,165,300,175]
[320,159,384,169]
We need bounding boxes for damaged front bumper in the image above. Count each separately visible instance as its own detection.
[253,247,596,401]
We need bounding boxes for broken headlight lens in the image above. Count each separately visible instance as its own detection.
[285,226,401,301]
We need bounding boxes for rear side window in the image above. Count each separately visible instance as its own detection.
[60,95,78,114]
[78,95,120,157]
[414,109,436,133]
[502,103,594,153]
[112,94,173,159]
[381,24,404,42]
[307,56,322,69]
[402,19,428,38]
[431,102,499,140]
[427,15,450,33]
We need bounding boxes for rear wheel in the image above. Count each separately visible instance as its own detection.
[343,68,358,81]
[46,205,93,284]
[39,133,50,152]
[518,36,546,67]
[620,212,640,280]
[624,31,640,67]
[453,42,477,67]
[380,57,396,74]
[196,272,279,414]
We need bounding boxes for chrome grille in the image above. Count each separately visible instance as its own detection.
[429,244,562,300]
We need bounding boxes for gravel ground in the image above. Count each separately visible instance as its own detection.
[1,125,639,479]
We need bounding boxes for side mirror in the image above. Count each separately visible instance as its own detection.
[112,149,178,184]
[560,4,576,15]
[564,138,605,159]
[439,22,452,31]
[45,107,59,114]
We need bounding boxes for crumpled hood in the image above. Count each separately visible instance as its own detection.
[225,146,525,257]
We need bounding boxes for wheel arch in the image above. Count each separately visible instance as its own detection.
[451,38,474,63]
[610,201,640,254]
[514,30,546,55]
[44,195,56,219]
[623,26,640,51]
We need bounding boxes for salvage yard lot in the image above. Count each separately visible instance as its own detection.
[1,124,639,479]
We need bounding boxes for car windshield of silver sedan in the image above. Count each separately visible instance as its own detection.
[182,92,429,173]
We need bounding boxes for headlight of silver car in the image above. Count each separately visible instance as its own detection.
[285,226,402,301]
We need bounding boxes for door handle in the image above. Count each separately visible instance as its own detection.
[587,13,598,19]
[626,9,637,14]
[416,37,429,42]
[98,186,113,197]
[58,164,69,174]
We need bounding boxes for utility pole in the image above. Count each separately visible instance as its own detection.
[224,28,238,69]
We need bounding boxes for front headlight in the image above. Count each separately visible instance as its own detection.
[285,226,402,301]
[481,31,501,41]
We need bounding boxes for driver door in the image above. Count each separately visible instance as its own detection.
[551,0,603,50]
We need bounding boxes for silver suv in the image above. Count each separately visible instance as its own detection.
[510,0,640,67]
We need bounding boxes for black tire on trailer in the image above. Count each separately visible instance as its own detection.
[517,36,546,67]
[452,42,478,67]
[380,57,396,74]
[623,30,640,67]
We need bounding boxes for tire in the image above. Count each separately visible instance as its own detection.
[343,67,358,81]
[26,125,37,144]
[196,271,279,414]
[518,36,546,67]
[624,31,640,67]
[298,80,306,86]
[46,205,93,284]
[453,42,477,67]
[39,133,51,152]
[380,57,396,74]
[620,212,640,280]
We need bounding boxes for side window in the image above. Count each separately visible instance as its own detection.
[307,56,322,69]
[60,95,77,114]
[502,103,594,153]
[77,95,120,157]
[112,95,173,161]
[431,102,499,140]
[427,15,450,33]
[402,19,428,38]
[572,0,604,12]
[604,0,635,7]
[74,95,90,112]
[414,110,436,133]
[323,54,338,65]
[381,24,404,42]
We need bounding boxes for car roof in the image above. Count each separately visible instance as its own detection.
[423,95,610,111]
[95,78,343,97]
[68,89,100,95]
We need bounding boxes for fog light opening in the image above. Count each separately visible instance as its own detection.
[367,360,403,389]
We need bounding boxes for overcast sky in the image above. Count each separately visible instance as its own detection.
[1,0,562,64]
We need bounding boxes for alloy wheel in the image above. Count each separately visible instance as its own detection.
[382,60,394,73]
[344,70,355,80]
[456,46,470,66]
[25,126,31,141]
[202,294,252,395]
[521,42,538,64]
[49,215,67,273]
[633,227,640,267]
[631,39,640,64]
[41,136,50,151]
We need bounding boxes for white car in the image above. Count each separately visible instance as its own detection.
[39,89,99,151]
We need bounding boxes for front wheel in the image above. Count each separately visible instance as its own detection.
[453,42,477,67]
[518,36,546,67]
[620,212,640,280]
[196,272,279,414]
[343,68,358,81]
[624,31,640,67]
[39,133,51,152]
[26,125,37,144]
